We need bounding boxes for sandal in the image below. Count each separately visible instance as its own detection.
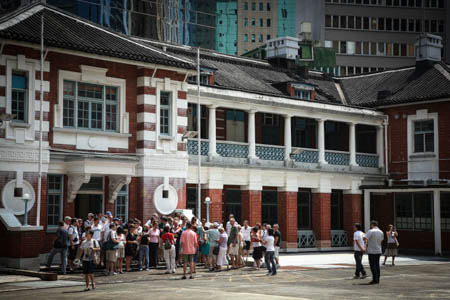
[84,288,90,291]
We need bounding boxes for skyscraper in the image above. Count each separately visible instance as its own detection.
[216,0,238,55]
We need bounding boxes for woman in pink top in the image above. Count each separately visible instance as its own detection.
[148,222,160,268]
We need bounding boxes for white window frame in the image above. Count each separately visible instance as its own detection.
[159,91,171,136]
[56,67,127,133]
[47,174,64,230]
[407,110,438,156]
[11,71,28,123]
[115,184,128,222]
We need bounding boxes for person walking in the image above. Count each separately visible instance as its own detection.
[241,220,251,262]
[262,228,276,276]
[46,221,70,274]
[364,220,384,284]
[273,224,281,268]
[383,224,399,266]
[77,230,100,291]
[216,227,230,271]
[161,225,176,274]
[180,222,198,279]
[149,221,160,268]
[353,223,367,279]
[138,226,150,271]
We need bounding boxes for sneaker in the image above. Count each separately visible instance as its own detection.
[181,275,187,280]
[139,268,143,271]
[353,275,360,279]
[271,273,277,276]
[172,270,176,274]
[112,272,118,275]
[266,272,271,276]
[165,271,170,274]
[361,274,368,279]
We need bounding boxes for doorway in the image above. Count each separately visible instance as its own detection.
[224,189,242,224]
[75,194,103,219]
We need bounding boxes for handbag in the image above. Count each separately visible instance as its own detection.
[395,237,400,247]
[213,246,220,255]
[105,232,119,250]
[92,240,101,265]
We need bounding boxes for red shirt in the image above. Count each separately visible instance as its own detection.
[161,232,174,244]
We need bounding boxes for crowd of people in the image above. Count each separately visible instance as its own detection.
[46,212,282,290]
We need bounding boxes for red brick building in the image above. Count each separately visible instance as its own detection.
[0,4,448,270]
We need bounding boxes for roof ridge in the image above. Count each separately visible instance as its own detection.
[0,2,43,31]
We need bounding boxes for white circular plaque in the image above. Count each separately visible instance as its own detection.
[153,184,178,215]
[1,180,36,215]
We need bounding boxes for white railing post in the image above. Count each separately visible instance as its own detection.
[349,122,357,167]
[317,119,327,165]
[284,114,292,163]
[248,109,257,160]
[208,105,218,158]
[377,125,385,169]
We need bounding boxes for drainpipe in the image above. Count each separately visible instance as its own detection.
[384,115,389,176]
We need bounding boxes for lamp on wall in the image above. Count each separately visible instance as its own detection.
[182,131,198,141]
[22,193,31,226]
[204,197,211,224]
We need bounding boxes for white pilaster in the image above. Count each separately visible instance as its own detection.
[284,114,292,162]
[433,190,442,255]
[208,105,218,157]
[317,119,327,165]
[349,122,357,167]
[364,189,371,232]
[248,109,257,159]
[377,125,385,169]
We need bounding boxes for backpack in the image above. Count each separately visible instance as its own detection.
[164,235,172,250]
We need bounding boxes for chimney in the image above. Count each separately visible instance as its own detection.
[415,33,442,67]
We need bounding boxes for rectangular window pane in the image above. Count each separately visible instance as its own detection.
[11,90,26,122]
[340,16,347,28]
[160,92,171,135]
[348,16,354,29]
[106,104,117,131]
[298,191,311,229]
[363,17,369,29]
[78,101,89,128]
[78,83,103,99]
[116,185,128,221]
[414,193,432,230]
[395,193,413,230]
[386,18,392,30]
[90,102,103,129]
[333,16,339,28]
[47,175,62,227]
[441,192,450,231]
[63,99,75,127]
[378,17,384,30]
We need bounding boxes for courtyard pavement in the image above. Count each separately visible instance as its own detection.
[0,252,449,299]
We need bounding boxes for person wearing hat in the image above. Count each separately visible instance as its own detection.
[84,213,94,229]
[64,216,72,230]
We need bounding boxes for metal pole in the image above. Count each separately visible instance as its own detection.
[24,199,28,226]
[37,13,44,227]
[206,202,210,224]
[196,47,201,220]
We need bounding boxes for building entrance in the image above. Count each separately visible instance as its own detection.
[75,194,102,219]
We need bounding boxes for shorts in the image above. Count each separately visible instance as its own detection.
[68,244,79,260]
[244,241,251,250]
[229,244,239,256]
[117,247,125,258]
[182,254,194,263]
[275,246,280,258]
[209,245,217,256]
[106,249,118,262]
[82,260,94,274]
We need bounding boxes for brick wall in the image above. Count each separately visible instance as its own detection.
[278,191,298,248]
[383,101,450,180]
[311,193,331,247]
[242,190,262,226]
[201,189,223,223]
[343,193,362,246]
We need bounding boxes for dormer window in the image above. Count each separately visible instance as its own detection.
[291,82,315,100]
[187,67,216,85]
[295,89,311,100]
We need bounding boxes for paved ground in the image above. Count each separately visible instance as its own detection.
[1,253,449,300]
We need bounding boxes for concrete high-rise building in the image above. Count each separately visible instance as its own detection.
[236,0,297,55]
[323,0,448,75]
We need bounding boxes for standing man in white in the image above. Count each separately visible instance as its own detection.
[353,223,367,279]
[364,220,384,284]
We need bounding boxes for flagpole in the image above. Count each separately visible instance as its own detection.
[37,13,44,226]
[196,47,201,220]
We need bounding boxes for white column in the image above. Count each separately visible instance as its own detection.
[208,105,218,157]
[376,125,385,169]
[317,119,327,165]
[364,189,371,232]
[248,109,257,159]
[349,122,357,167]
[433,190,442,255]
[284,114,292,161]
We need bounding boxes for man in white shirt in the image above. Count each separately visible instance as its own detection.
[364,220,384,284]
[353,223,367,279]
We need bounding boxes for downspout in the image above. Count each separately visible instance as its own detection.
[384,115,389,176]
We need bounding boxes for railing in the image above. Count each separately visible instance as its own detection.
[291,147,319,164]
[325,150,350,166]
[187,139,209,156]
[298,230,316,248]
[356,153,379,168]
[256,144,285,161]
[331,230,348,247]
[217,141,249,158]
